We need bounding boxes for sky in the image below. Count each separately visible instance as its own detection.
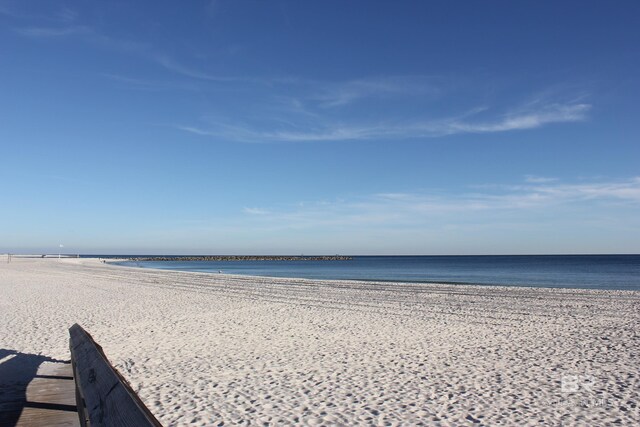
[1,0,639,255]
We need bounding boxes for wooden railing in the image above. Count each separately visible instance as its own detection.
[69,324,163,427]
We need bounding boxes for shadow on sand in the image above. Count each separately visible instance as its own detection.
[0,349,72,427]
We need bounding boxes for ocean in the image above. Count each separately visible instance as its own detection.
[114,255,640,291]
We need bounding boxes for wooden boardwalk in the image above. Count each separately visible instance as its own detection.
[1,325,161,426]
[0,359,79,427]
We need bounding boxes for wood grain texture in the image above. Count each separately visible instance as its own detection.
[69,324,162,427]
[0,361,79,427]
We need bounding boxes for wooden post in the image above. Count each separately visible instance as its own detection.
[69,324,163,427]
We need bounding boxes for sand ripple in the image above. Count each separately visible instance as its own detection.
[1,258,638,426]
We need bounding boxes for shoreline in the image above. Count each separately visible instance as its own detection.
[114,256,640,292]
[125,255,353,262]
[2,257,639,426]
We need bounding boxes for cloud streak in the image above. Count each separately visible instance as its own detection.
[312,75,442,107]
[447,103,590,133]
[238,177,640,230]
[178,100,591,142]
[524,175,558,183]
[9,7,592,144]
[15,25,90,37]
[153,55,244,83]
[243,207,271,215]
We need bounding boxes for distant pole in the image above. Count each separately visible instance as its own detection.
[59,244,64,260]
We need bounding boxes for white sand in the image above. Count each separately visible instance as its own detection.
[1,257,638,426]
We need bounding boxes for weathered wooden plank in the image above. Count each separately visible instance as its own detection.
[14,361,79,427]
[69,324,162,427]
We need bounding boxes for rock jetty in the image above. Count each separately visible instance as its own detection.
[128,255,352,262]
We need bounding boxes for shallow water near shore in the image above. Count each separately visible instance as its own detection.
[115,254,640,290]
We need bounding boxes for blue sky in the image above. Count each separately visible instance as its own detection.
[1,0,639,254]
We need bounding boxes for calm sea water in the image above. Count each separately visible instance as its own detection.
[114,255,640,291]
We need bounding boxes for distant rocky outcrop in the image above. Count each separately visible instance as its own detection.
[128,255,352,262]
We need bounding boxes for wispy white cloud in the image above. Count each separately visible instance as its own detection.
[10,7,593,144]
[313,76,441,107]
[175,123,370,142]
[14,21,149,55]
[153,55,242,83]
[56,7,78,23]
[15,25,90,38]
[517,178,640,203]
[2,3,79,22]
[235,177,640,230]
[100,73,201,93]
[174,125,218,137]
[524,175,558,183]
[243,207,270,215]
[446,103,590,133]
[177,100,591,142]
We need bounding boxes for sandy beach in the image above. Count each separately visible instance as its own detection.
[1,257,638,426]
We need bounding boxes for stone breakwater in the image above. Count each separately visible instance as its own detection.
[127,255,352,262]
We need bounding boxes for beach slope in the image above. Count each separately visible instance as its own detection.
[1,258,638,425]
